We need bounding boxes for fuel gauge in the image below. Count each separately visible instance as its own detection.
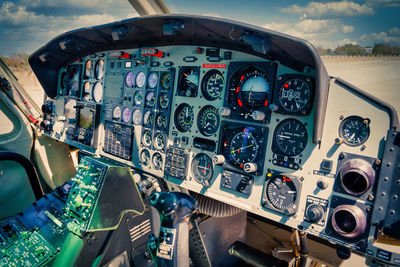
[339,116,370,146]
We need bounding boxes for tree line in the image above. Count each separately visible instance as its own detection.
[317,43,400,56]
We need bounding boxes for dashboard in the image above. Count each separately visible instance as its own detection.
[29,15,400,266]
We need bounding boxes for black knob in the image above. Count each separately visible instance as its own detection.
[306,204,324,223]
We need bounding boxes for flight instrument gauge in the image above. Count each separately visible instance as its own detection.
[339,116,370,146]
[156,113,167,129]
[201,70,224,100]
[272,119,308,157]
[230,131,259,165]
[275,75,313,115]
[141,149,150,166]
[154,133,165,151]
[95,59,104,80]
[125,72,135,87]
[263,174,300,215]
[161,72,172,89]
[133,90,143,106]
[237,68,270,109]
[146,92,156,107]
[122,107,132,123]
[92,82,103,103]
[197,106,220,136]
[84,60,92,77]
[112,106,122,120]
[152,153,163,170]
[83,82,91,100]
[132,109,142,125]
[191,153,213,186]
[158,93,169,109]
[143,111,154,126]
[174,104,194,132]
[178,67,199,97]
[148,72,158,89]
[136,71,146,88]
[142,130,152,147]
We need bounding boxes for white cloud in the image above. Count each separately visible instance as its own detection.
[388,27,400,37]
[361,30,400,46]
[280,1,374,19]
[0,2,47,26]
[342,25,354,33]
[364,0,400,7]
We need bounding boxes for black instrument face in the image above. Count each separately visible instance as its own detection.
[201,70,224,100]
[156,113,167,129]
[273,119,307,157]
[143,111,154,127]
[152,152,163,170]
[145,91,156,107]
[158,92,169,109]
[160,72,172,89]
[339,116,370,146]
[178,67,199,97]
[84,60,92,77]
[95,59,104,80]
[191,153,213,185]
[174,104,194,132]
[275,76,313,115]
[265,175,298,214]
[197,106,220,137]
[141,149,150,166]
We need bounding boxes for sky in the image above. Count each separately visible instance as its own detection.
[0,0,400,56]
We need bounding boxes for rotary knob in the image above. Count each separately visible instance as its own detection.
[306,204,324,223]
[218,107,231,117]
[212,155,225,165]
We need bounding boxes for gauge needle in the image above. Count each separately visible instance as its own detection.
[349,133,355,141]
[231,144,253,154]
[198,165,210,170]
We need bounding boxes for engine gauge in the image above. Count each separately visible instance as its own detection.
[125,71,135,87]
[158,92,169,109]
[156,113,167,129]
[142,130,152,147]
[174,104,194,132]
[92,82,103,103]
[143,111,154,126]
[191,153,213,186]
[95,59,104,79]
[201,70,224,100]
[229,131,259,166]
[197,106,220,136]
[136,71,146,88]
[152,153,163,170]
[178,67,199,97]
[146,91,156,107]
[83,82,91,100]
[141,149,150,166]
[275,76,313,115]
[264,174,300,215]
[339,116,370,146]
[154,133,165,151]
[132,109,142,125]
[273,119,308,157]
[161,72,172,89]
[148,72,158,89]
[122,107,131,123]
[133,90,143,106]
[84,60,92,77]
[112,106,122,120]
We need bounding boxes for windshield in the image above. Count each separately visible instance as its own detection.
[0,0,399,113]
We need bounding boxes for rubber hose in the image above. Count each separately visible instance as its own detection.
[299,231,309,267]
[191,192,242,217]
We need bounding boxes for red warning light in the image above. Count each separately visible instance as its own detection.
[264,100,268,106]
[240,164,244,168]
[284,83,289,88]
[237,99,243,107]
[240,75,244,81]
[236,87,240,93]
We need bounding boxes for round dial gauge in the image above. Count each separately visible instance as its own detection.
[201,70,224,100]
[191,153,213,186]
[125,72,135,87]
[136,71,146,88]
[84,60,92,77]
[276,76,313,114]
[132,109,142,125]
[146,91,156,107]
[122,107,131,123]
[154,133,165,151]
[152,153,163,170]
[161,72,172,89]
[83,82,91,100]
[141,149,150,166]
[197,106,220,136]
[229,130,259,165]
[178,68,199,97]
[339,116,370,146]
[92,82,103,103]
[174,104,194,132]
[273,119,308,156]
[133,90,143,107]
[142,130,152,147]
[148,72,158,89]
[156,113,167,129]
[143,111,154,126]
[158,92,169,109]
[265,175,298,214]
[235,68,270,110]
[95,59,104,80]
[112,106,122,120]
